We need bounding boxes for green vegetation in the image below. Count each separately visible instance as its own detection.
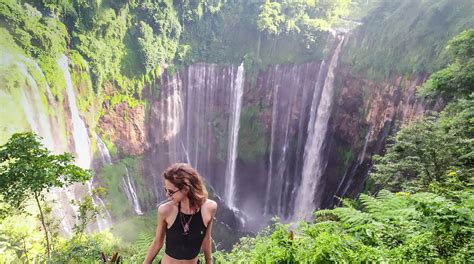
[0,0,352,130]
[72,187,107,237]
[99,163,134,220]
[0,132,91,258]
[238,105,268,163]
[179,0,349,84]
[343,0,474,80]
[215,189,473,263]
[373,29,474,193]
[99,156,153,220]
[212,112,228,161]
[0,0,68,97]
[421,29,474,101]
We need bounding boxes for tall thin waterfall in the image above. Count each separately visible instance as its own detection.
[159,73,184,162]
[59,55,92,169]
[58,55,111,230]
[122,166,143,215]
[294,36,345,220]
[12,56,77,235]
[96,133,112,165]
[224,63,245,209]
[94,133,113,223]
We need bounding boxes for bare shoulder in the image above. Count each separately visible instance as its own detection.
[158,201,176,217]
[202,199,217,215]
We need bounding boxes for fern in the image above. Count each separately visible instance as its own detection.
[133,232,154,261]
[331,207,372,227]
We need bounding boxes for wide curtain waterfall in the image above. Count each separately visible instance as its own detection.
[148,34,344,224]
[147,63,246,205]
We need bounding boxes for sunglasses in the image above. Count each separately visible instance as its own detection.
[164,187,181,196]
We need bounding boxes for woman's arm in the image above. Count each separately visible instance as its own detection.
[143,205,168,264]
[202,200,217,264]
[202,218,214,263]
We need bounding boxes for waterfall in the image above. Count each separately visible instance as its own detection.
[263,63,315,218]
[177,64,224,189]
[358,124,373,166]
[161,73,184,162]
[93,133,114,224]
[264,65,281,215]
[58,55,111,231]
[122,166,143,215]
[224,63,245,209]
[12,56,78,235]
[333,123,374,204]
[59,55,92,169]
[95,133,112,165]
[18,66,55,151]
[294,36,345,220]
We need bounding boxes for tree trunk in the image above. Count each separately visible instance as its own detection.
[34,193,51,259]
[22,237,30,262]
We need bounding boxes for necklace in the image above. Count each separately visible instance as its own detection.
[178,202,195,235]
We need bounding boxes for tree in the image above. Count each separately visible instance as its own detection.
[137,21,164,73]
[257,1,284,36]
[372,117,455,191]
[0,132,91,258]
[72,187,106,238]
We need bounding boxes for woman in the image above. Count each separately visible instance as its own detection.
[144,163,217,264]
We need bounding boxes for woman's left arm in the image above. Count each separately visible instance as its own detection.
[202,200,217,264]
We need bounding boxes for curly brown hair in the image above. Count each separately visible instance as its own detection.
[162,163,208,209]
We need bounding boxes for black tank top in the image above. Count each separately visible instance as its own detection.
[165,203,207,260]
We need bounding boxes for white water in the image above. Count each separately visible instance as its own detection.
[122,166,143,215]
[93,133,114,226]
[59,55,92,169]
[294,36,345,220]
[58,55,111,230]
[274,75,296,216]
[181,140,191,164]
[264,66,280,214]
[224,63,245,209]
[163,74,184,162]
[10,55,76,236]
[18,65,56,151]
[95,133,112,165]
[358,124,373,166]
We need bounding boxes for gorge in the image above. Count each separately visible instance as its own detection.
[0,0,472,260]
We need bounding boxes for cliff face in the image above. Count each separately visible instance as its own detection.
[95,60,429,221]
[321,67,428,207]
[98,84,146,156]
[99,100,146,156]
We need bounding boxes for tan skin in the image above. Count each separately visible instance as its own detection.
[144,180,217,264]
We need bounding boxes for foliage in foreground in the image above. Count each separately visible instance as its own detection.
[215,189,473,263]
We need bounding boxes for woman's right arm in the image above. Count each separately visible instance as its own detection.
[143,205,168,264]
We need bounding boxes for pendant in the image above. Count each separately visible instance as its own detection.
[184,223,189,233]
